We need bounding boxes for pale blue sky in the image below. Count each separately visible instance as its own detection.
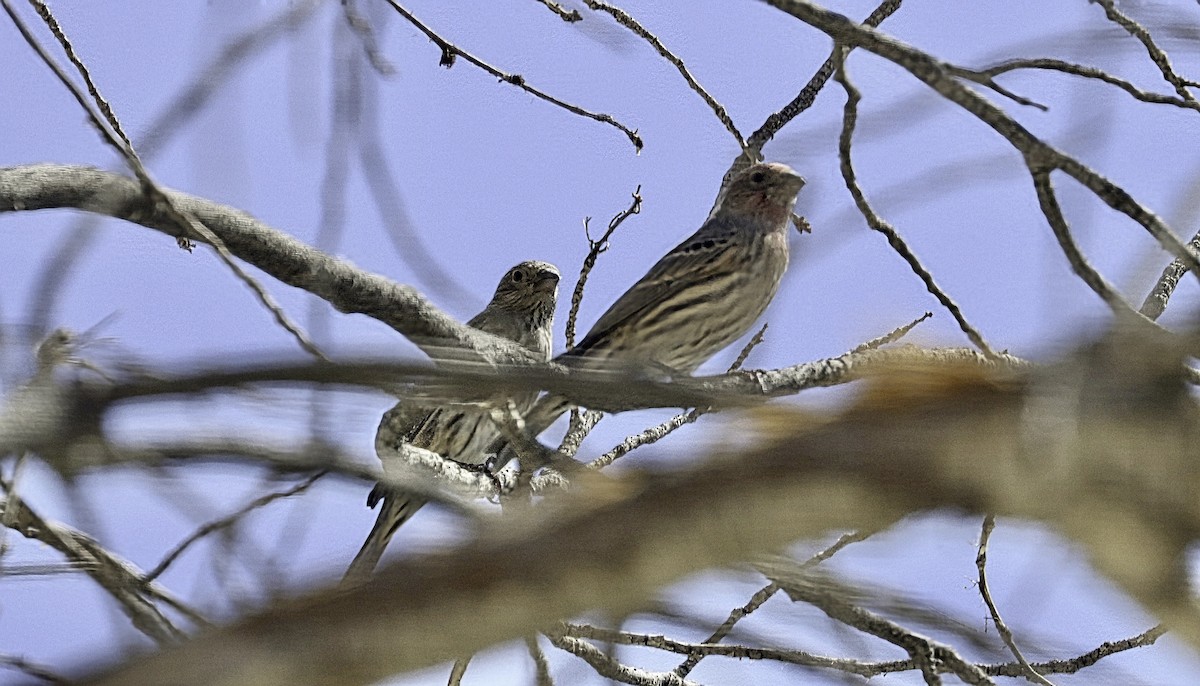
[2,1,1199,684]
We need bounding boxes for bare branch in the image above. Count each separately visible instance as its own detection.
[1031,170,1136,314]
[976,515,1055,685]
[583,0,745,149]
[6,0,326,358]
[24,0,135,153]
[775,572,994,685]
[0,165,541,366]
[382,0,642,151]
[0,654,65,684]
[1089,0,1199,104]
[546,634,697,686]
[851,312,931,353]
[674,530,872,678]
[73,330,1200,685]
[990,626,1166,678]
[949,58,1200,112]
[833,46,997,358]
[1141,225,1200,320]
[142,473,324,583]
[534,0,581,23]
[587,323,768,470]
[567,187,642,349]
[0,494,196,644]
[525,636,555,686]
[763,0,1200,297]
[747,0,904,152]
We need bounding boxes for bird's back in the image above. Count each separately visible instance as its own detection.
[568,214,789,374]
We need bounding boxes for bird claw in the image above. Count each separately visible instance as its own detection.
[449,457,493,476]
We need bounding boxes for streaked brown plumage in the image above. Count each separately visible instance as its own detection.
[523,162,805,436]
[345,260,559,583]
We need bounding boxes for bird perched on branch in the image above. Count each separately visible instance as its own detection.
[514,161,806,444]
[345,260,559,583]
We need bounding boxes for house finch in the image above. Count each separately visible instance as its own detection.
[345,260,559,583]
[518,162,806,440]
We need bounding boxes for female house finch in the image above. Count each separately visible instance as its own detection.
[345,260,559,583]
[517,162,806,439]
[568,162,805,373]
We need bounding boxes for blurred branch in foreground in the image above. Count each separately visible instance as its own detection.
[72,322,1200,686]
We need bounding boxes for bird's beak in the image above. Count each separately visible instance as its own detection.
[784,169,806,193]
[536,270,560,291]
[770,169,806,203]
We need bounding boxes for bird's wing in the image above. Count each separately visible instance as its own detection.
[378,403,438,446]
[573,219,737,355]
[368,402,440,509]
[371,298,507,478]
[371,303,499,458]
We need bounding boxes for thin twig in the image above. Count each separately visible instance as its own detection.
[783,578,994,685]
[383,0,641,151]
[976,515,1056,686]
[7,0,327,360]
[747,0,904,152]
[587,411,699,471]
[587,323,766,471]
[986,625,1165,677]
[672,582,781,677]
[1030,170,1134,314]
[1089,0,1199,103]
[573,621,906,675]
[832,46,997,359]
[945,68,1047,110]
[799,530,876,568]
[949,59,1200,113]
[27,0,135,148]
[525,635,555,686]
[673,530,872,678]
[1140,226,1200,320]
[567,187,643,348]
[0,654,65,684]
[447,656,470,686]
[535,0,581,23]
[728,322,768,370]
[142,473,324,583]
[556,408,603,459]
[764,0,1200,295]
[547,634,698,686]
[341,0,396,75]
[558,187,642,451]
[583,0,745,149]
[851,312,931,353]
[570,620,1159,681]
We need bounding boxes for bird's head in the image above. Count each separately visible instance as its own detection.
[492,260,560,313]
[719,162,806,225]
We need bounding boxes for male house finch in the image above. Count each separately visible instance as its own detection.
[517,162,805,441]
[345,260,559,583]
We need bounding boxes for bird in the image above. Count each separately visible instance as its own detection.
[511,162,806,446]
[345,260,560,583]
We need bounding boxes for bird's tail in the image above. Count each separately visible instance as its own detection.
[343,494,425,585]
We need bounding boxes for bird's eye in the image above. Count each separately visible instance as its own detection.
[511,270,525,283]
[750,171,766,184]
